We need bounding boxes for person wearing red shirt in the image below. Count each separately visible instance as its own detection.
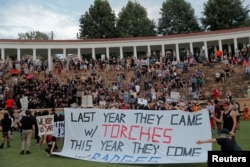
[212,88,220,100]
[5,97,15,116]
[121,103,129,110]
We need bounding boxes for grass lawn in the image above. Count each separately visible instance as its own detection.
[0,120,249,167]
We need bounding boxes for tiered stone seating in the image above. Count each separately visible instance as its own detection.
[180,63,248,99]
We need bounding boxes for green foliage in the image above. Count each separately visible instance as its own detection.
[158,0,201,35]
[244,18,250,26]
[201,0,250,30]
[18,31,51,40]
[116,1,156,37]
[78,0,118,39]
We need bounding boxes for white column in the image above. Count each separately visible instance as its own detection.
[161,45,165,57]
[204,41,208,59]
[63,48,66,59]
[1,48,5,60]
[234,38,238,50]
[175,43,180,61]
[77,48,81,60]
[92,48,96,60]
[119,47,123,59]
[33,48,36,60]
[17,48,21,61]
[133,46,137,58]
[228,45,232,54]
[147,45,151,57]
[106,47,110,59]
[189,42,194,55]
[218,40,223,60]
[48,48,52,71]
[219,40,223,51]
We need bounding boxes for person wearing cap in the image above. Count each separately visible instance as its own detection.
[19,110,35,155]
[212,101,237,136]
[196,128,241,151]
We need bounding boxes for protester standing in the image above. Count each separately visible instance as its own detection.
[0,112,12,148]
[214,99,222,132]
[212,101,239,149]
[19,110,35,154]
[5,96,15,119]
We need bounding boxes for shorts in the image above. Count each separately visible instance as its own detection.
[2,132,9,138]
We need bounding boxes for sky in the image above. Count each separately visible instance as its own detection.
[0,0,249,40]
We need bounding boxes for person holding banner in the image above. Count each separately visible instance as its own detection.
[45,135,58,156]
[38,110,50,149]
[196,129,241,151]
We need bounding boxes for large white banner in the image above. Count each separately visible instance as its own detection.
[54,108,212,164]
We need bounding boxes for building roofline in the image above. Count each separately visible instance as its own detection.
[1,27,250,43]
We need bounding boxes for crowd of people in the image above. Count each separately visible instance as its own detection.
[0,46,250,154]
[0,46,249,111]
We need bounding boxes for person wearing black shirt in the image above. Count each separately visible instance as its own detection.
[212,101,237,136]
[196,129,241,151]
[19,110,35,154]
[0,113,12,148]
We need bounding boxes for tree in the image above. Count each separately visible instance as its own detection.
[116,1,156,37]
[78,0,118,39]
[158,0,200,35]
[18,31,51,40]
[201,0,250,30]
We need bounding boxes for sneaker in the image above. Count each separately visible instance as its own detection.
[26,151,31,154]
[20,150,24,155]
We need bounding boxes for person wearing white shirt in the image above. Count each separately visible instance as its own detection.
[135,83,140,93]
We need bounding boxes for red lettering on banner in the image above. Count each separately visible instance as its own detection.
[45,118,53,124]
[163,128,172,144]
[128,125,139,140]
[102,124,172,144]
